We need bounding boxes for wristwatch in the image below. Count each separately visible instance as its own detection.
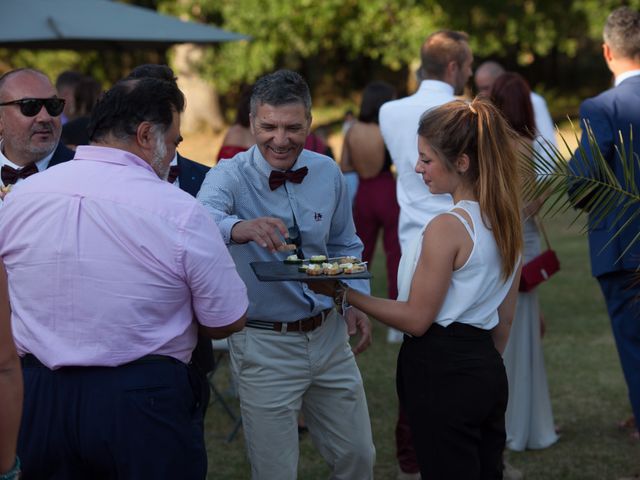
[333,280,350,314]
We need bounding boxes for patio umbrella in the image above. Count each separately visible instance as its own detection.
[0,0,248,50]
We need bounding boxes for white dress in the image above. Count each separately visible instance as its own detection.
[503,217,559,451]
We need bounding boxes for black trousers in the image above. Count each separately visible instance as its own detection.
[397,323,507,480]
[18,355,207,479]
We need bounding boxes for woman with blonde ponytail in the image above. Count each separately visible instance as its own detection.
[308,97,523,479]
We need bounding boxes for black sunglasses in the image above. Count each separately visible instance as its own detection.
[0,97,65,117]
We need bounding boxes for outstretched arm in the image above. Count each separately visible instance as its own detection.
[310,215,463,337]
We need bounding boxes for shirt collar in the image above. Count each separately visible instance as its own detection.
[417,80,455,96]
[0,139,56,172]
[74,145,156,175]
[615,69,640,87]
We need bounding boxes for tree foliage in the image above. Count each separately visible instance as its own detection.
[161,0,640,95]
[3,0,640,107]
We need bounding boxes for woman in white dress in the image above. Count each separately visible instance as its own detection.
[490,72,559,452]
[309,98,523,479]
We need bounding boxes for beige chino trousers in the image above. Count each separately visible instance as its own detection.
[228,309,375,480]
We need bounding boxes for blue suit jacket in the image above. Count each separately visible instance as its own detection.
[176,153,210,197]
[175,153,214,373]
[569,75,640,277]
[47,142,75,168]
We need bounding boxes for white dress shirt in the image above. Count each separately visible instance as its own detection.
[379,80,455,253]
[0,140,56,207]
[615,69,640,86]
[0,140,55,188]
[530,91,556,148]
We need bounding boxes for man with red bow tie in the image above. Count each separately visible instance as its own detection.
[0,69,74,199]
[198,69,375,480]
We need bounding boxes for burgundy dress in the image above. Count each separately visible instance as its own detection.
[217,145,248,161]
[353,148,401,300]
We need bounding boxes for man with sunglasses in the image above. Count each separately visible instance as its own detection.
[0,69,73,196]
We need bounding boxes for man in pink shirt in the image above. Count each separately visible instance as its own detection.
[0,77,248,478]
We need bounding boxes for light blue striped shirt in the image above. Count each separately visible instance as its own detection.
[197,145,369,322]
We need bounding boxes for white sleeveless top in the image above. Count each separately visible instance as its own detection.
[396,200,518,331]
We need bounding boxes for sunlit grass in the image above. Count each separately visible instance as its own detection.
[205,208,639,479]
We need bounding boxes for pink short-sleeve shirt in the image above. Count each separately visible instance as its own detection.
[0,146,248,369]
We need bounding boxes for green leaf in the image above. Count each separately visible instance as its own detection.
[523,122,640,266]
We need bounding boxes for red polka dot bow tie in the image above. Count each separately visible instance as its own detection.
[268,167,309,191]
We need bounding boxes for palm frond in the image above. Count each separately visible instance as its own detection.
[520,120,640,262]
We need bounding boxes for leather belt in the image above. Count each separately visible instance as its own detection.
[246,308,333,333]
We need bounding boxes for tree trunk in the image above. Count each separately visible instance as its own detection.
[171,43,225,134]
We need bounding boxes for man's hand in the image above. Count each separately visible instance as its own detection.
[345,307,372,355]
[305,280,338,298]
[230,217,293,253]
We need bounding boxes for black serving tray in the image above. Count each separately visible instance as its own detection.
[250,261,372,282]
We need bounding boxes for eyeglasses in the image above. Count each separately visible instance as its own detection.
[0,98,65,117]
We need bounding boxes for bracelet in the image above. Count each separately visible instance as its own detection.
[333,281,350,314]
[0,457,20,480]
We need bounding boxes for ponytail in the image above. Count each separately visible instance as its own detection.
[417,98,522,279]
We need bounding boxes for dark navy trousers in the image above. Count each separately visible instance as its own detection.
[599,270,640,430]
[18,356,207,479]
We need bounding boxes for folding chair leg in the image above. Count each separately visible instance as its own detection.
[207,347,243,442]
[226,417,243,443]
[210,381,238,422]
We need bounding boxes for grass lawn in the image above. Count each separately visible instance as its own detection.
[204,209,639,479]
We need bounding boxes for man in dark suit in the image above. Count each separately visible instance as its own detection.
[125,64,210,198]
[569,6,640,440]
[175,152,210,197]
[0,69,73,195]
